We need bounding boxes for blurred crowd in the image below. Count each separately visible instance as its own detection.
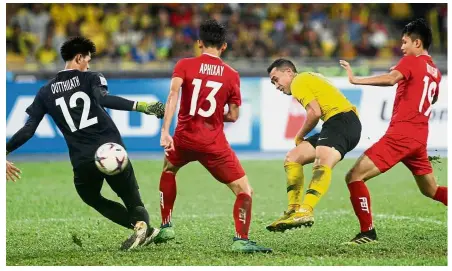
[6,3,448,66]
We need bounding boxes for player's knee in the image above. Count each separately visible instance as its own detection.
[238,186,253,197]
[228,176,252,196]
[285,150,303,164]
[237,182,252,196]
[284,151,295,164]
[162,168,177,175]
[345,169,355,184]
[314,146,341,168]
[162,160,178,174]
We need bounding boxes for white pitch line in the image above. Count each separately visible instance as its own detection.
[7,210,446,226]
[373,213,447,225]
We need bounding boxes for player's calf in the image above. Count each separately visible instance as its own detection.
[266,142,315,232]
[282,141,315,211]
[345,154,381,184]
[299,146,338,212]
[227,176,253,239]
[159,156,181,226]
[345,155,379,239]
[414,174,447,206]
[76,186,133,229]
[226,176,272,252]
[227,175,252,196]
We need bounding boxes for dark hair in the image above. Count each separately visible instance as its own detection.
[402,18,432,50]
[60,36,96,61]
[199,19,226,49]
[267,58,297,74]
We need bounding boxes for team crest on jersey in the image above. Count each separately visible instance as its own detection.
[99,76,108,86]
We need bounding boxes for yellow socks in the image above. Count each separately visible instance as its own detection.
[301,164,332,211]
[284,162,304,211]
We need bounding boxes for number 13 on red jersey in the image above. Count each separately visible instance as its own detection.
[189,78,223,117]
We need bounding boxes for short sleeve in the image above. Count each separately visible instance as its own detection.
[25,89,47,119]
[394,56,414,80]
[227,72,242,106]
[172,59,186,79]
[291,73,315,108]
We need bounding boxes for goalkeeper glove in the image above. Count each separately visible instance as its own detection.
[136,101,165,119]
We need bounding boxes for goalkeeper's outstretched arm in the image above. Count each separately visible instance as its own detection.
[92,86,164,118]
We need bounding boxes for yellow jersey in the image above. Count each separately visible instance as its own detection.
[290,72,358,122]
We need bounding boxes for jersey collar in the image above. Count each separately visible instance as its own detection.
[202,53,221,59]
[57,69,76,73]
[416,53,431,58]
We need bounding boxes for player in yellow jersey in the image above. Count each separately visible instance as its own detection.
[266,59,362,232]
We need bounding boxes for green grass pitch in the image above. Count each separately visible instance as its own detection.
[6,158,447,266]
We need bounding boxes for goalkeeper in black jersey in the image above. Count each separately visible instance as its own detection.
[6,37,165,250]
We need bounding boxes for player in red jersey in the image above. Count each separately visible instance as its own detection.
[154,19,271,253]
[339,18,447,244]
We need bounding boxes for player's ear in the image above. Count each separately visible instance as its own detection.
[75,54,81,64]
[197,40,203,49]
[221,42,227,52]
[414,38,422,49]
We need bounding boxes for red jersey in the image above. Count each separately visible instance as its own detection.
[389,55,442,145]
[172,53,241,152]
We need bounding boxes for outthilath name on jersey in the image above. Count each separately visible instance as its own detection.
[51,76,80,94]
[199,63,224,76]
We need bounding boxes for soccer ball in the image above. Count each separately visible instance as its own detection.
[94,143,129,175]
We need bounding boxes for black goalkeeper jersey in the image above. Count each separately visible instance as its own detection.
[24,70,126,169]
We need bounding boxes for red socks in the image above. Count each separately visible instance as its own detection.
[348,181,374,232]
[233,193,252,239]
[159,171,256,240]
[159,172,177,226]
[433,186,447,206]
[347,182,447,232]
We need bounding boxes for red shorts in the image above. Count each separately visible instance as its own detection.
[166,141,245,184]
[365,133,432,176]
